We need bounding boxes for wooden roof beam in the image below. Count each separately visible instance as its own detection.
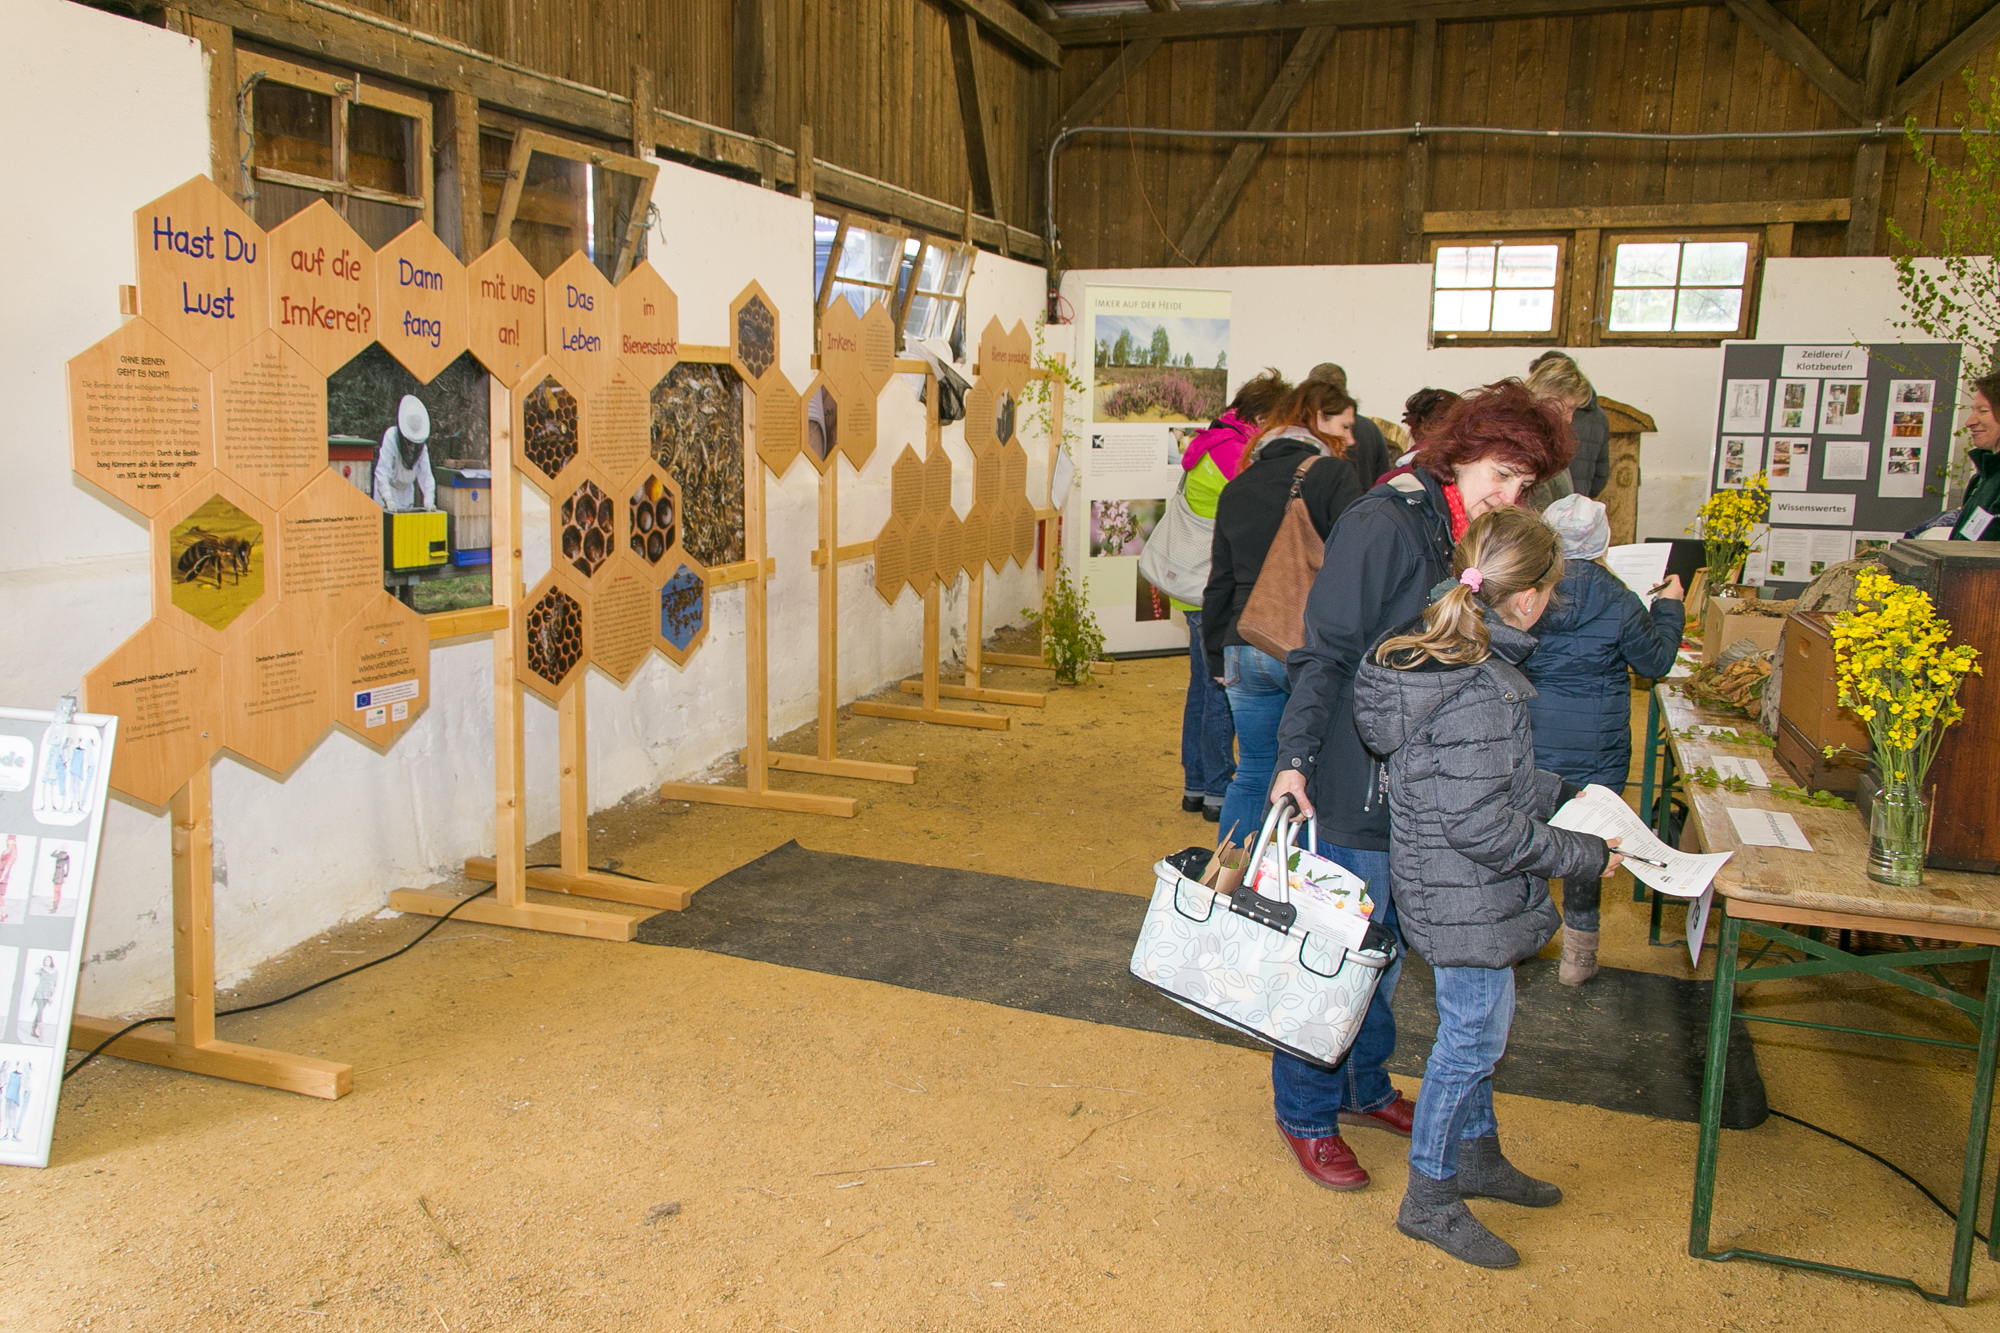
[936,0,1063,67]
[948,10,1003,221]
[1891,1,2000,116]
[1170,24,1338,265]
[1054,36,1162,131]
[1722,0,1866,122]
[1048,0,1694,45]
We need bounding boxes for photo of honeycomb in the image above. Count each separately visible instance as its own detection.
[651,362,745,567]
[524,583,583,687]
[559,478,613,579]
[628,475,676,565]
[522,375,579,482]
[735,295,775,380]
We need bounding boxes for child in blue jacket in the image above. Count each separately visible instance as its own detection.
[1524,495,1684,985]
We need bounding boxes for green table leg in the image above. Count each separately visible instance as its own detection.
[1637,689,1664,903]
[1951,945,2000,1293]
[1688,906,1741,1258]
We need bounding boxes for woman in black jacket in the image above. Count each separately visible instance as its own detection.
[1201,380,1364,846]
[1261,381,1577,1195]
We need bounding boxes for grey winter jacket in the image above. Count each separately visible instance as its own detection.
[1351,613,1612,969]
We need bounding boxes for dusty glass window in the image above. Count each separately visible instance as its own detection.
[242,55,430,248]
[1429,238,1565,340]
[1603,233,1759,341]
[490,130,657,281]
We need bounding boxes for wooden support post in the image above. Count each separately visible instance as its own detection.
[1400,19,1436,263]
[902,562,1045,707]
[855,579,1010,730]
[560,686,588,875]
[732,0,777,143]
[797,123,815,203]
[1848,1,1913,257]
[630,65,655,160]
[189,17,241,203]
[949,10,1001,221]
[68,762,354,1099]
[436,85,483,260]
[1566,228,1601,347]
[964,564,984,687]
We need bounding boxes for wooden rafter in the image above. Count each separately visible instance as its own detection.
[936,0,1062,67]
[1055,36,1162,130]
[1048,0,1693,45]
[1848,0,1915,254]
[1400,17,1436,262]
[1722,0,1866,123]
[949,10,1003,220]
[1170,24,1338,265]
[1892,1,2000,115]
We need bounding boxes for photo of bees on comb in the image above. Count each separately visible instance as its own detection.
[559,479,613,579]
[522,375,580,484]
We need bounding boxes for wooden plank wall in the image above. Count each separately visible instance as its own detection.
[1054,1,2000,271]
[329,0,1049,231]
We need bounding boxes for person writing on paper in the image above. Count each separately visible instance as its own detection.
[1524,494,1685,985]
[1351,507,1624,1269]
[1263,380,1575,1194]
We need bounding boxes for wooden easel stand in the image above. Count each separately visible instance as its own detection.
[894,565,1046,708]
[852,580,1010,731]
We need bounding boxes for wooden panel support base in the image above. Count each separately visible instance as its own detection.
[387,887,638,941]
[657,780,859,817]
[68,1015,351,1100]
[850,699,1010,730]
[756,750,918,784]
[461,857,693,911]
[982,651,1115,675]
[896,679,1046,707]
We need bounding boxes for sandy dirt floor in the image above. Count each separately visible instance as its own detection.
[8,631,1997,1330]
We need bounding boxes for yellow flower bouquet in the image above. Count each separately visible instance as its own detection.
[1827,566,1982,884]
[1687,473,1769,588]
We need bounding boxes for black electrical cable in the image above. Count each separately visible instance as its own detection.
[62,883,498,1082]
[525,861,659,882]
[1768,1107,1991,1246]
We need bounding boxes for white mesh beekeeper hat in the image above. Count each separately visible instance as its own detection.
[1543,492,1610,560]
[397,394,432,444]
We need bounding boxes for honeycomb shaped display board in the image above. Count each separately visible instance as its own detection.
[82,618,222,809]
[67,316,213,517]
[656,559,709,666]
[756,372,803,476]
[616,262,679,387]
[652,361,746,568]
[517,571,590,702]
[872,515,910,603]
[589,554,657,685]
[375,221,468,385]
[331,591,430,750]
[152,472,275,650]
[514,357,584,495]
[546,253,617,392]
[213,331,328,509]
[467,239,546,386]
[220,598,338,776]
[729,281,780,387]
[552,466,619,584]
[267,200,378,377]
[814,300,882,471]
[133,176,269,369]
[624,466,681,568]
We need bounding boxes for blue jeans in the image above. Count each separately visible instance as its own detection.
[1217,644,1290,848]
[1271,842,1405,1135]
[1408,963,1517,1181]
[1180,611,1235,802]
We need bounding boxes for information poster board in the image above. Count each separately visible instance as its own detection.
[1710,342,1961,596]
[0,705,116,1170]
[1075,286,1232,654]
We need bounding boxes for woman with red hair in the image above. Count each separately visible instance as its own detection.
[1256,380,1576,1196]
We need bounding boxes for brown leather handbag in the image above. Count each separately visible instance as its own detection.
[1236,455,1325,662]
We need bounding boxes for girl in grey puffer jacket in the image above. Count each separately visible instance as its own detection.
[1351,507,1622,1272]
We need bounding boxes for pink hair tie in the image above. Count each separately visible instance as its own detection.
[1459,567,1484,592]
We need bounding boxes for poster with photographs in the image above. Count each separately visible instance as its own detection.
[1077,286,1232,654]
[1818,380,1867,433]
[1770,379,1819,433]
[1767,437,1812,491]
[1880,441,1928,497]
[1716,436,1764,488]
[326,347,494,614]
[1722,380,1768,432]
[0,705,115,1169]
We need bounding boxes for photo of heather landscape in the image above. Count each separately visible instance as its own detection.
[1092,314,1229,422]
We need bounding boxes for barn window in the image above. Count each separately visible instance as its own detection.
[1601,232,1760,341]
[242,53,432,247]
[1428,237,1567,342]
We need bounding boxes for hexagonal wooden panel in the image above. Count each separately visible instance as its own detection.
[514,358,582,494]
[654,559,709,667]
[546,252,617,391]
[616,261,679,386]
[978,317,1034,397]
[817,299,866,396]
[153,474,275,650]
[67,317,213,517]
[729,281,779,386]
[801,376,841,475]
[958,507,990,576]
[1006,498,1037,570]
[972,441,1004,512]
[213,330,328,509]
[756,372,802,477]
[268,199,378,376]
[277,469,391,631]
[552,467,619,585]
[934,510,964,583]
[467,238,546,386]
[836,387,877,471]
[585,361,652,485]
[220,597,336,776]
[857,301,897,396]
[1001,442,1030,507]
[82,617,223,807]
[375,222,468,385]
[963,379,998,450]
[889,447,924,524]
[133,175,269,368]
[588,553,656,684]
[923,446,954,518]
[332,591,431,749]
[518,571,589,701]
[872,516,909,604]
[622,466,680,569]
[906,513,938,596]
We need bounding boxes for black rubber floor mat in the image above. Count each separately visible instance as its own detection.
[636,841,1766,1128]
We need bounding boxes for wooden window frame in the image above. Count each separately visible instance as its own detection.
[896,233,977,352]
[814,210,910,321]
[1595,229,1764,347]
[1425,234,1570,348]
[240,52,433,228]
[490,128,659,282]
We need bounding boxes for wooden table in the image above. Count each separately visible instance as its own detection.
[1658,686,2000,1305]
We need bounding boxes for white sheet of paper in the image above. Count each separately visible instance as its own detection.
[1716,435,1765,488]
[1723,379,1769,432]
[1686,883,1717,967]
[1050,450,1076,509]
[1726,806,1814,850]
[1549,784,1734,899]
[1823,439,1871,481]
[1766,437,1813,491]
[1783,345,1867,377]
[1764,528,1811,581]
[1879,440,1927,498]
[1853,530,1902,558]
[1605,543,1673,604]
[1709,755,1771,787]
[1771,492,1857,526]
[1889,378,1935,408]
[1770,378,1821,433]
[1818,379,1868,434]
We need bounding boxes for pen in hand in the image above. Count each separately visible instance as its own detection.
[1622,852,1672,869]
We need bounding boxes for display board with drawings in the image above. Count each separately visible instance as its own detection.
[0,704,116,1169]
[1711,342,1961,596]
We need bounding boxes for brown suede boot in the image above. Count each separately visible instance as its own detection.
[1559,928,1599,986]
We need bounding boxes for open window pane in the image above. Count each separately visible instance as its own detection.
[510,150,648,280]
[1680,241,1748,286]
[812,215,840,298]
[348,103,418,198]
[1675,287,1743,332]
[1434,245,1495,289]
[253,82,334,180]
[1613,242,1680,287]
[1433,288,1493,332]
[831,281,881,317]
[835,225,902,286]
[1608,287,1675,331]
[943,250,972,295]
[1494,245,1558,289]
[1492,288,1555,332]
[904,293,939,342]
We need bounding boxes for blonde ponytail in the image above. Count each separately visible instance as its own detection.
[1375,507,1564,668]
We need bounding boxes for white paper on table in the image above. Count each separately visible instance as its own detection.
[1709,755,1771,787]
[1823,439,1871,481]
[1725,806,1814,850]
[1605,543,1673,604]
[1549,784,1734,899]
[1686,883,1717,967]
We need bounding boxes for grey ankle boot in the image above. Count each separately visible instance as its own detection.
[1458,1135,1562,1207]
[1396,1170,1520,1269]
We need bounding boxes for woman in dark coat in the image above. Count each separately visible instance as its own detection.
[1523,494,1685,983]
[1264,381,1577,1195]
[1202,380,1364,845]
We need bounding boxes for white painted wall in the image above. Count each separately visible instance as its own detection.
[1,2,1047,1016]
[1059,258,1954,542]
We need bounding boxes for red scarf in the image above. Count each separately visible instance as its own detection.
[1442,482,1469,542]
